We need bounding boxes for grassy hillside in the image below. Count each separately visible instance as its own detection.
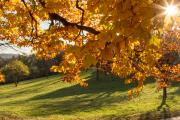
[0,70,179,120]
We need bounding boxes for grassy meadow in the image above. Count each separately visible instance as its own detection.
[0,70,179,120]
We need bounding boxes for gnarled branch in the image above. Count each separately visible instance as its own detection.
[39,0,100,35]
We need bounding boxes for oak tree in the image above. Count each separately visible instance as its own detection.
[0,0,179,95]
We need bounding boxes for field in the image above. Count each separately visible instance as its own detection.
[0,70,179,120]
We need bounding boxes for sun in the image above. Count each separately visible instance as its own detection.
[153,0,180,26]
[154,0,180,18]
[165,5,179,17]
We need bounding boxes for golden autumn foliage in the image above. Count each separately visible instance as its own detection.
[153,30,180,91]
[0,72,5,83]
[0,0,180,95]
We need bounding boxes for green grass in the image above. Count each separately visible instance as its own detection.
[0,70,179,120]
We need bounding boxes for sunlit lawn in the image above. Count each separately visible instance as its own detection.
[0,70,179,120]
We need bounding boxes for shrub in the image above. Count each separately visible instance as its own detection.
[1,60,30,86]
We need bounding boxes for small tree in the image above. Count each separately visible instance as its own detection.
[155,51,179,109]
[154,30,180,109]
[1,60,30,86]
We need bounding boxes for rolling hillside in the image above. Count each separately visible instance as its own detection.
[0,70,179,120]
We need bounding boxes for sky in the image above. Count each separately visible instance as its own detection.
[0,44,32,55]
[0,21,50,55]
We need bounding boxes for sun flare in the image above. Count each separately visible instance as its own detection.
[154,0,180,26]
[165,5,179,16]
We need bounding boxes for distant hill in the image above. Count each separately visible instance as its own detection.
[0,53,19,59]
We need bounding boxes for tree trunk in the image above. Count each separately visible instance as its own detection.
[15,80,18,87]
[104,71,108,81]
[162,87,167,105]
[162,79,168,105]
[96,62,99,81]
[157,79,168,110]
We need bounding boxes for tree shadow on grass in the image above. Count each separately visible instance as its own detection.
[96,108,172,120]
[29,91,128,116]
[138,107,180,120]
[170,81,180,96]
[0,77,61,99]
[174,87,180,95]
[30,72,134,100]
[27,73,133,116]
[28,74,179,117]
[1,71,166,117]
[2,72,137,116]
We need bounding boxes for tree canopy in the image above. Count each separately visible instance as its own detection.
[0,0,180,94]
[1,60,30,86]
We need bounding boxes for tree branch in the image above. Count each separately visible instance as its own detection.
[39,0,100,35]
[76,0,84,25]
[21,0,38,37]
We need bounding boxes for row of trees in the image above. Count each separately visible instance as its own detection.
[0,54,63,85]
